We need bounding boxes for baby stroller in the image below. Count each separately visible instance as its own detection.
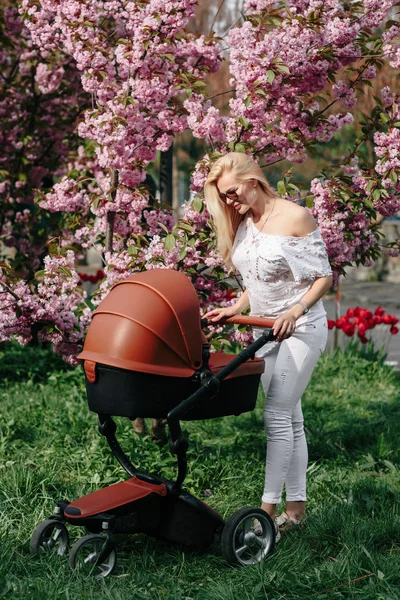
[30,269,277,577]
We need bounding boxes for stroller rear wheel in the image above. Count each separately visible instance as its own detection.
[30,519,69,557]
[69,534,117,578]
[221,507,276,566]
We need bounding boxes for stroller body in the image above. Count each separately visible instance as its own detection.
[30,269,277,576]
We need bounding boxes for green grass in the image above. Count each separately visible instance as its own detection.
[0,343,400,599]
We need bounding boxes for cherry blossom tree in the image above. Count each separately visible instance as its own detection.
[1,0,400,362]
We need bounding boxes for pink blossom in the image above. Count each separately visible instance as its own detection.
[35,62,64,94]
[332,80,357,109]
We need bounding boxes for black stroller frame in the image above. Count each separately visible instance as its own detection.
[30,272,278,577]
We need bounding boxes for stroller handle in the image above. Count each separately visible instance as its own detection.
[201,315,275,329]
[223,315,275,328]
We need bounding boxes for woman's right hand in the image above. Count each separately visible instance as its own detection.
[203,305,242,323]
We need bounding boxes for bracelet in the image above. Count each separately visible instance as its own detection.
[296,300,309,314]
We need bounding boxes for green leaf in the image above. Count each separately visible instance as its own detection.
[160,53,175,62]
[380,112,390,124]
[234,143,246,153]
[305,195,314,208]
[244,96,251,107]
[277,180,286,195]
[164,234,176,251]
[176,221,194,234]
[157,222,170,234]
[127,245,138,257]
[276,64,290,75]
[266,70,275,84]
[366,180,375,192]
[92,196,101,210]
[59,266,72,277]
[191,196,203,213]
[178,247,187,261]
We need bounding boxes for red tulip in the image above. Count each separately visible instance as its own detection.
[343,323,355,337]
[358,322,367,336]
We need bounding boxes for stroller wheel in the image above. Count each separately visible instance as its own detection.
[69,534,117,578]
[30,519,69,557]
[221,507,276,567]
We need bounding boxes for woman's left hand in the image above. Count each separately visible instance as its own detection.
[273,312,297,341]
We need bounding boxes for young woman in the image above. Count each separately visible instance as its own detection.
[203,152,332,534]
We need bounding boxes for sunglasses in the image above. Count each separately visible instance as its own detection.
[218,186,239,203]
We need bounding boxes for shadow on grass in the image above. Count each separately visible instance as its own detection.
[0,341,75,383]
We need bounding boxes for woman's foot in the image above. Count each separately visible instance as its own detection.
[276,511,305,531]
[253,517,281,543]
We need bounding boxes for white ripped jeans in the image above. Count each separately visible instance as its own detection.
[259,318,328,504]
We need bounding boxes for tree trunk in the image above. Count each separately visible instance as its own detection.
[105,169,119,253]
[160,145,173,206]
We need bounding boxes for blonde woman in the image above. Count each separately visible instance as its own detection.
[204,152,332,536]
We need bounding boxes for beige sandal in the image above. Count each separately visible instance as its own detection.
[253,518,281,543]
[276,511,305,531]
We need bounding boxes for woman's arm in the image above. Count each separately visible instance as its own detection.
[273,274,332,340]
[233,289,250,312]
[272,207,332,334]
[204,289,250,322]
[288,275,333,320]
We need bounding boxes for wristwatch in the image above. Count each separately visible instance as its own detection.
[297,300,309,314]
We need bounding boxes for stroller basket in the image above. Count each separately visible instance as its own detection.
[78,269,265,420]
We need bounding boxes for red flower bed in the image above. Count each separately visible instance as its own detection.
[78,269,105,285]
[328,306,399,344]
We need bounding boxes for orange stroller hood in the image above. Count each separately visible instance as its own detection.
[78,269,205,377]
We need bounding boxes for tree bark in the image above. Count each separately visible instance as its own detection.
[105,169,119,253]
[160,145,173,206]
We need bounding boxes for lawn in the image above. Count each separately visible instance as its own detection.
[0,343,399,600]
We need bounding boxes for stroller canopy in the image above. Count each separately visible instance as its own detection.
[78,269,205,377]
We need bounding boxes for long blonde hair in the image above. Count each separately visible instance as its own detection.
[204,152,276,265]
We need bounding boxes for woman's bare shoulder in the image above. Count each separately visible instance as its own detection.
[275,199,317,236]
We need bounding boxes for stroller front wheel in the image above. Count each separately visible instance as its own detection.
[69,534,117,578]
[221,507,276,567]
[30,519,69,557]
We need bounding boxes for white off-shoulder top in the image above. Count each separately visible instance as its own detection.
[231,215,332,327]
